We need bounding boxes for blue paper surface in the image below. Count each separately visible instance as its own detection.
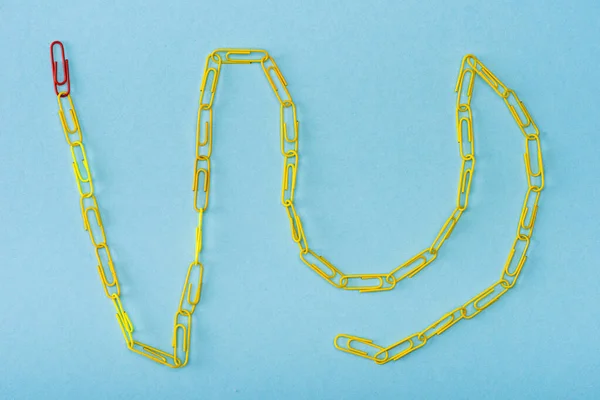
[1,0,599,398]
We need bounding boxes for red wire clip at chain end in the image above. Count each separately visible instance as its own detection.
[50,40,70,97]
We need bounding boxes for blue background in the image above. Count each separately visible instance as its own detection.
[1,0,599,399]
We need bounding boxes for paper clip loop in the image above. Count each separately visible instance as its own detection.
[334,334,389,363]
[212,48,269,64]
[339,274,396,293]
[178,262,204,314]
[130,341,177,367]
[173,310,192,367]
[51,41,70,96]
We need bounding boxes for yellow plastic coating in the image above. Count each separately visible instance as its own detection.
[339,274,396,293]
[193,156,210,212]
[211,48,269,64]
[57,93,82,144]
[95,243,121,298]
[334,334,389,362]
[196,105,212,158]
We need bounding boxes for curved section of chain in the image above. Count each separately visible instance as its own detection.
[52,41,206,368]
[334,54,544,364]
[198,49,474,292]
[236,49,475,292]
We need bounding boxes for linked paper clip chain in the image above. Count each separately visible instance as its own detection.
[334,55,544,364]
[51,41,543,366]
[191,49,475,293]
[51,41,201,368]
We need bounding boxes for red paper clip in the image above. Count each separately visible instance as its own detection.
[51,41,70,96]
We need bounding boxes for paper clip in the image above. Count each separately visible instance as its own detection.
[339,274,396,293]
[334,334,389,363]
[130,341,175,366]
[51,41,70,96]
[212,48,269,64]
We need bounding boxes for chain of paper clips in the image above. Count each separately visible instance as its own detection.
[51,40,543,367]
[196,50,477,293]
[334,55,544,364]
[51,41,201,368]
